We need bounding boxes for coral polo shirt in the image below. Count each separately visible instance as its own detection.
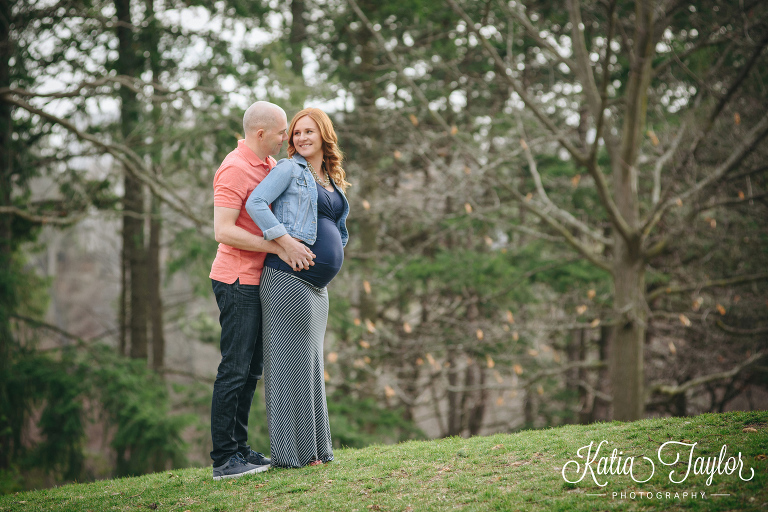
[209,140,276,285]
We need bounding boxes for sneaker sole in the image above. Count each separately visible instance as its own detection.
[212,464,270,481]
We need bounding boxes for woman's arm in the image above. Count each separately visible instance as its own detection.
[246,160,315,270]
[245,160,293,240]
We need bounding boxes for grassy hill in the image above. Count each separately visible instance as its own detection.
[1,411,766,512]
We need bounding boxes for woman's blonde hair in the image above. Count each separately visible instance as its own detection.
[287,108,350,192]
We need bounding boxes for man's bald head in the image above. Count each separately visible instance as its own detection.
[243,101,289,161]
[243,101,285,136]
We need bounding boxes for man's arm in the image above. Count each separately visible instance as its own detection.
[214,206,314,270]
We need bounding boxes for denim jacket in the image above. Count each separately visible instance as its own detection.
[245,154,350,247]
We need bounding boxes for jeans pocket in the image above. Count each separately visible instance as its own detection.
[212,280,228,312]
[234,282,261,310]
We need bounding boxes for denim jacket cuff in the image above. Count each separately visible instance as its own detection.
[262,224,288,241]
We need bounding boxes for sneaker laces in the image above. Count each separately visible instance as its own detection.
[232,453,249,466]
[240,449,267,461]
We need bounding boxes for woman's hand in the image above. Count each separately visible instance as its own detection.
[276,234,315,271]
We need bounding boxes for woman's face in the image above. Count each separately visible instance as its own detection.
[292,116,323,162]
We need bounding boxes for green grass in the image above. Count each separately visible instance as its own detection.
[2,411,766,511]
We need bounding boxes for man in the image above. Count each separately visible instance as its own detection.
[209,101,314,480]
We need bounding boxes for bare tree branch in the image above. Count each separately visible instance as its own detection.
[647,272,768,301]
[648,352,766,397]
[445,361,607,392]
[447,0,634,247]
[566,0,602,118]
[445,0,589,165]
[347,0,453,136]
[2,94,208,227]
[642,111,768,238]
[517,122,612,246]
[588,0,618,169]
[0,206,89,225]
[652,25,737,79]
[695,191,768,212]
[494,180,613,273]
[497,0,577,72]
[651,122,686,205]
[716,321,768,336]
[708,29,768,128]
[577,379,613,403]
[0,75,221,101]
[726,165,768,182]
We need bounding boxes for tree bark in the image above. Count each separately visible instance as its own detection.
[466,363,487,436]
[353,3,379,323]
[289,0,306,77]
[592,325,613,421]
[0,0,14,470]
[149,193,164,370]
[446,351,462,436]
[609,0,655,421]
[145,0,164,372]
[119,246,127,356]
[115,0,148,360]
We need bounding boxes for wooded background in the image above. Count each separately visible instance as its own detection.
[1,0,767,492]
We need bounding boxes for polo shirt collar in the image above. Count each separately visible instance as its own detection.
[237,139,272,168]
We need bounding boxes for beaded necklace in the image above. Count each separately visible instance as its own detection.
[307,160,331,187]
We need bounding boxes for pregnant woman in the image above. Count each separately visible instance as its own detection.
[246,107,350,467]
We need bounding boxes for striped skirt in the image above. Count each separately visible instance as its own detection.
[260,266,334,468]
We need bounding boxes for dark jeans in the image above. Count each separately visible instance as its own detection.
[210,278,264,467]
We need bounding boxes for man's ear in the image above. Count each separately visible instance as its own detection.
[256,128,265,140]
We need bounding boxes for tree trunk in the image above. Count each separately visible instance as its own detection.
[149,194,164,370]
[566,328,590,423]
[446,351,462,436]
[466,363,487,436]
[115,0,148,360]
[354,5,379,323]
[523,384,537,428]
[592,325,612,421]
[610,245,646,420]
[289,0,306,77]
[145,0,164,372]
[119,244,127,356]
[607,0,655,421]
[0,0,14,469]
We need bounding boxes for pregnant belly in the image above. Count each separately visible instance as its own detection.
[307,218,344,285]
[265,217,343,288]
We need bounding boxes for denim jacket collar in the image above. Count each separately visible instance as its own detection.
[290,153,308,167]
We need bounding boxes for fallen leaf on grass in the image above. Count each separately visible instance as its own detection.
[755,455,766,461]
[743,427,758,433]
[492,444,504,450]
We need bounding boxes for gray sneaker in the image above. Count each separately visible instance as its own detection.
[212,453,269,481]
[240,449,271,467]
